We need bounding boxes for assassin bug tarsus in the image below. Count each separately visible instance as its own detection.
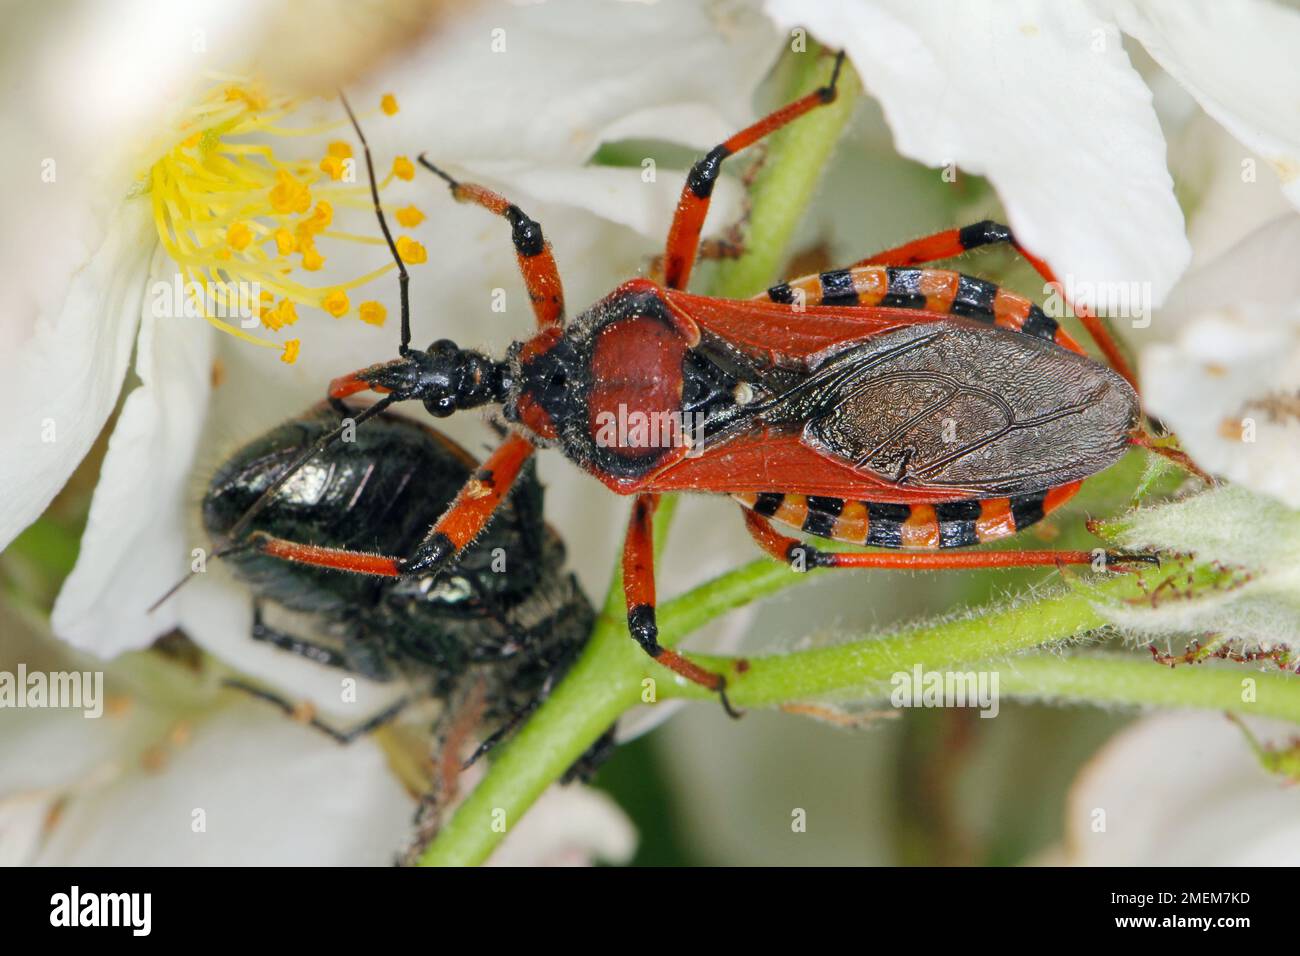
[204,401,611,773]
[223,52,1174,714]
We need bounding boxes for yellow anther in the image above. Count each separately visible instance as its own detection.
[300,241,325,271]
[273,228,297,255]
[319,155,347,181]
[323,290,350,317]
[226,86,269,111]
[226,221,253,251]
[381,93,399,116]
[147,78,416,366]
[269,168,311,214]
[396,236,427,264]
[359,301,387,326]
[395,205,425,227]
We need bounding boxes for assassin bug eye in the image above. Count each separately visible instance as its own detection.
[425,394,457,417]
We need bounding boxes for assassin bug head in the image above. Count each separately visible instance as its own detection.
[328,339,512,418]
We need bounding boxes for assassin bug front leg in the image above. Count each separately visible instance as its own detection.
[223,53,1185,717]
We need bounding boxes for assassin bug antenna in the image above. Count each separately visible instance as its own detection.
[338,91,412,355]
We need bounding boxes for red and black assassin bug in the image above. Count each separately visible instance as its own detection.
[222,52,1178,714]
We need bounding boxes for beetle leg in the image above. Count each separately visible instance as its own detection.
[250,599,354,672]
[852,220,1138,390]
[417,157,565,330]
[223,677,409,745]
[662,51,845,291]
[623,494,740,717]
[741,508,1158,572]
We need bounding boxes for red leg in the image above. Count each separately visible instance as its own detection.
[662,51,845,291]
[247,433,535,581]
[418,157,564,329]
[622,494,738,714]
[403,432,536,574]
[251,533,402,576]
[741,509,1156,572]
[855,220,1138,390]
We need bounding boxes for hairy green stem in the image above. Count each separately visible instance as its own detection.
[657,573,1138,705]
[997,655,1300,722]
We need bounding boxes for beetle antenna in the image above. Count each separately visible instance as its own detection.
[338,90,411,356]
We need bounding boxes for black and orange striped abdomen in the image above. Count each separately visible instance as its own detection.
[733,483,1082,550]
[762,265,1082,355]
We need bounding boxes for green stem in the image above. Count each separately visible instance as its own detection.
[997,655,1300,722]
[658,574,1139,705]
[417,46,858,867]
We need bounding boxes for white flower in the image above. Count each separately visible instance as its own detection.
[0,0,778,689]
[1141,217,1300,506]
[0,612,634,866]
[1064,711,1300,865]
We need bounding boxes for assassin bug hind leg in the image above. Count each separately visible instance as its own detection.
[742,509,1158,574]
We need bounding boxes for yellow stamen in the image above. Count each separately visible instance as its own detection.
[323,289,350,317]
[226,221,253,250]
[319,154,347,181]
[359,301,387,326]
[395,205,425,227]
[143,78,427,365]
[381,93,399,116]
[396,236,427,264]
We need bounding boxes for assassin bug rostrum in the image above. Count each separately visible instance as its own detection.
[216,52,1183,715]
[204,401,612,773]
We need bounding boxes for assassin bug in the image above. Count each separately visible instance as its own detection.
[222,54,1174,715]
[204,401,611,773]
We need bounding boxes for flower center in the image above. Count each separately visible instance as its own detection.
[144,80,425,364]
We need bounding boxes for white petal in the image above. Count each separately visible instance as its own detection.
[1141,216,1300,505]
[485,784,636,867]
[1067,712,1300,865]
[1107,0,1300,209]
[458,160,744,241]
[364,0,783,166]
[0,201,154,552]
[32,703,414,866]
[51,251,214,655]
[765,0,1191,304]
